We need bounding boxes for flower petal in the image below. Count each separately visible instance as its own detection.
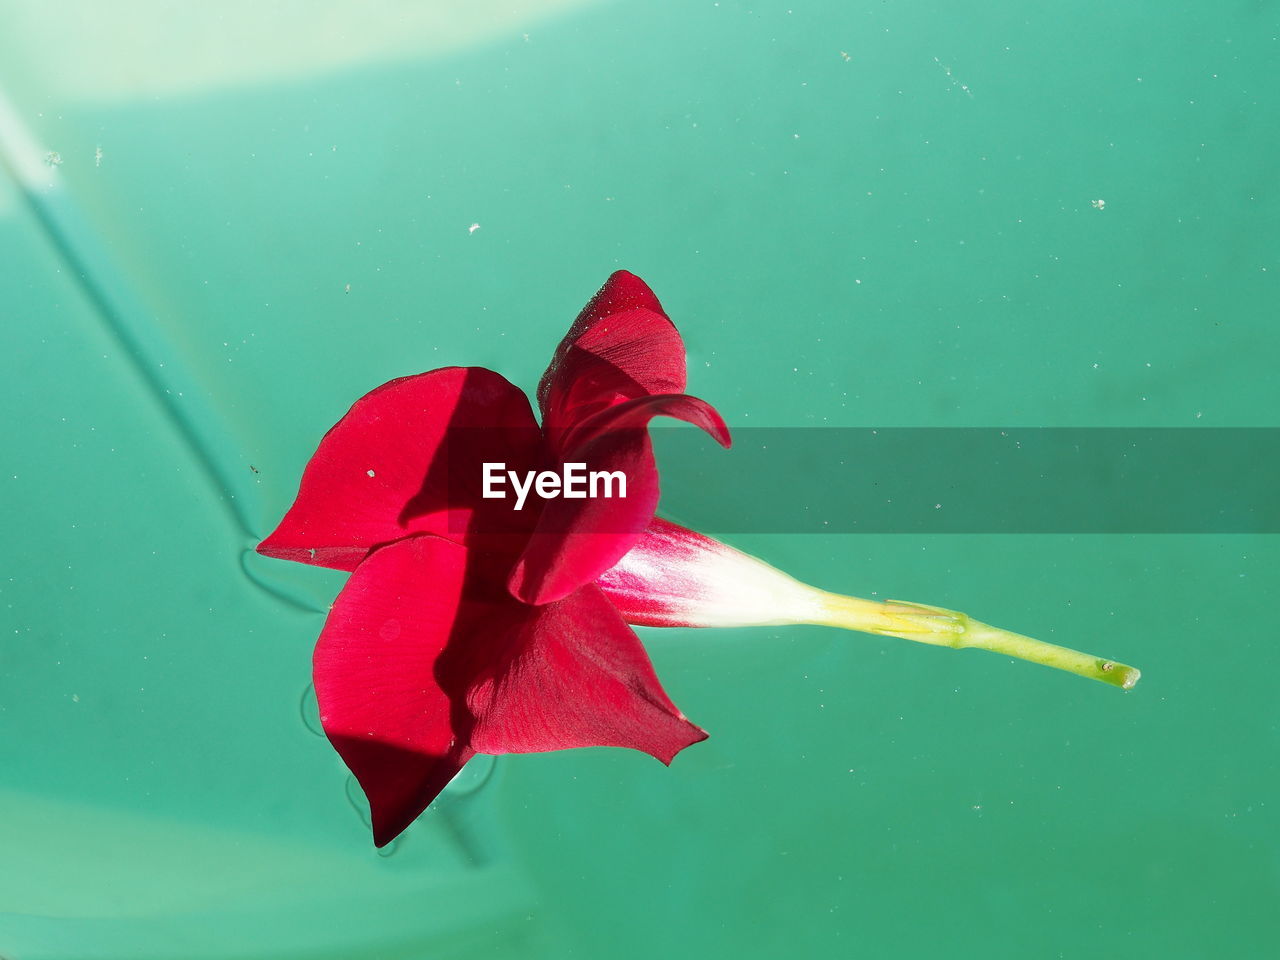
[313,534,485,846]
[537,271,689,439]
[466,585,707,764]
[560,391,731,454]
[597,518,825,628]
[508,394,731,605]
[314,533,703,846]
[258,367,541,570]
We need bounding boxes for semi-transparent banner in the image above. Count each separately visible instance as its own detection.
[445,427,1277,534]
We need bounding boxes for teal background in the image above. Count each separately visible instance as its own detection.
[1,1,1276,957]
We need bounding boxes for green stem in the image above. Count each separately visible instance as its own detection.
[811,593,1140,690]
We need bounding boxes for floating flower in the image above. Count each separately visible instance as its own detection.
[260,271,729,845]
[261,271,1140,846]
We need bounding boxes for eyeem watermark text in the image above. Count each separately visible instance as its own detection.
[482,462,627,511]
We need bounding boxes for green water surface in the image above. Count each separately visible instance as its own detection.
[1,1,1277,957]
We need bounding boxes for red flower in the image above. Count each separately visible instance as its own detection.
[259,271,729,845]
[262,273,1142,847]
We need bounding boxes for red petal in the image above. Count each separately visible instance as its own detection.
[561,391,731,454]
[537,271,689,439]
[313,534,488,846]
[466,585,707,763]
[315,534,703,845]
[508,394,730,605]
[258,367,541,570]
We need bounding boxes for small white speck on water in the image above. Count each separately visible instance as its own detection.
[468,222,481,234]
[933,56,973,97]
[1092,198,1106,210]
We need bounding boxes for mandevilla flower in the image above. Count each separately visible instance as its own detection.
[260,271,1139,847]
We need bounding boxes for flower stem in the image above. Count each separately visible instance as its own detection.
[812,594,1140,690]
